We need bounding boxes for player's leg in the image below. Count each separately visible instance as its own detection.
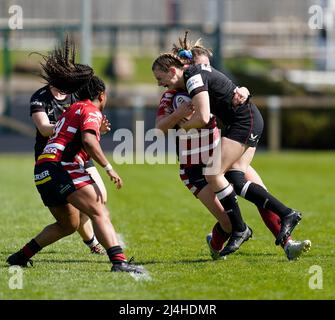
[180,165,231,258]
[245,166,311,260]
[197,185,232,260]
[76,164,107,254]
[7,204,80,267]
[205,137,252,256]
[67,184,143,273]
[77,212,105,254]
[245,165,283,240]
[227,147,302,246]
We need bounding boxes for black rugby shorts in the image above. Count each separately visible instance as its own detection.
[34,162,76,207]
[224,102,264,147]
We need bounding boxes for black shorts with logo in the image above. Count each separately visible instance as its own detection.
[34,162,76,207]
[223,102,264,147]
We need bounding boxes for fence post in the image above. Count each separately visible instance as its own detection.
[267,96,281,152]
[132,96,145,164]
[0,28,11,127]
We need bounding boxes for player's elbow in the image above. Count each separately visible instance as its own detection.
[198,114,210,127]
[39,130,50,137]
[39,127,54,137]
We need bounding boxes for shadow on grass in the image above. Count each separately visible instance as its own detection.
[0,251,321,270]
[0,250,58,255]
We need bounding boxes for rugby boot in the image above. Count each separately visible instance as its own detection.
[111,258,145,274]
[6,250,33,267]
[90,243,106,255]
[275,210,302,246]
[284,239,311,261]
[220,225,253,257]
[206,233,226,260]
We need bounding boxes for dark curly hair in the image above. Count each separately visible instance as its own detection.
[34,35,105,100]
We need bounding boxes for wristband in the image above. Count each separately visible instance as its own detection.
[103,163,113,171]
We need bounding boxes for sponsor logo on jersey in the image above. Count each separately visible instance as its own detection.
[31,100,43,106]
[43,146,58,154]
[186,74,204,93]
[201,64,212,72]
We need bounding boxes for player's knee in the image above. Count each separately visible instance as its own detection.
[204,174,217,185]
[225,170,248,196]
[59,219,79,236]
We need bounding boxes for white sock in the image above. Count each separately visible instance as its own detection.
[84,235,99,248]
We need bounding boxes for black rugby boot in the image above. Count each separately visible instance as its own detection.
[275,210,302,246]
[6,251,33,267]
[220,225,253,257]
[111,261,145,274]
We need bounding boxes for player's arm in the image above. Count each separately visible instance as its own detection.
[155,91,194,133]
[179,91,211,130]
[31,112,55,137]
[156,103,194,133]
[82,130,122,189]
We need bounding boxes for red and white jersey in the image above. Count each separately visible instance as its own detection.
[157,90,221,167]
[156,89,177,117]
[36,100,102,189]
[37,99,102,165]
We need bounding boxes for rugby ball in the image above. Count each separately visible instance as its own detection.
[172,92,193,120]
[172,92,192,110]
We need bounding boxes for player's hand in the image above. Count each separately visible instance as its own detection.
[100,115,111,135]
[107,169,123,189]
[174,101,195,120]
[232,87,250,106]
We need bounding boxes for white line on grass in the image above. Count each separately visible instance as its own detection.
[116,233,151,281]
[129,269,152,281]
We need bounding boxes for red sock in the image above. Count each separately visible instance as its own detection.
[106,246,127,264]
[112,253,127,262]
[258,208,291,247]
[22,239,41,259]
[210,222,231,251]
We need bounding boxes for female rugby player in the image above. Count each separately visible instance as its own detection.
[7,41,143,273]
[152,32,306,257]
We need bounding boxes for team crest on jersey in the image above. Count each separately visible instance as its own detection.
[186,74,204,93]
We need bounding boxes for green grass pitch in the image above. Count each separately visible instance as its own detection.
[0,152,334,300]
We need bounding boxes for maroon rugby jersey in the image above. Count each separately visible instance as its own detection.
[157,90,220,167]
[36,99,102,165]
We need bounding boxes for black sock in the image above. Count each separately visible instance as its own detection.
[214,222,231,237]
[22,239,42,259]
[244,183,291,218]
[106,245,126,264]
[83,236,95,245]
[216,185,246,232]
